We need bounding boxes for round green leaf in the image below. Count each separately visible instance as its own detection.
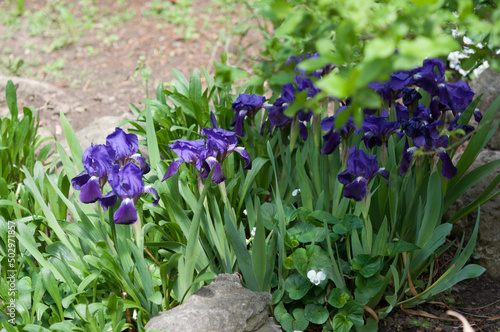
[304,303,329,324]
[327,288,351,308]
[285,273,310,300]
[292,308,309,331]
[339,301,365,326]
[332,313,354,332]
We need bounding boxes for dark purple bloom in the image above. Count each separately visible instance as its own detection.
[400,146,417,176]
[389,71,416,91]
[72,129,156,221]
[163,128,252,185]
[320,106,358,155]
[474,110,482,123]
[395,103,410,123]
[362,115,400,149]
[71,144,115,204]
[337,147,389,201]
[438,151,458,179]
[231,94,266,136]
[108,163,159,224]
[437,80,476,115]
[162,139,205,181]
[202,128,252,170]
[402,88,422,107]
[413,58,446,96]
[106,127,138,163]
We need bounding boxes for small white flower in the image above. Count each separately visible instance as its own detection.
[292,188,301,197]
[307,270,326,286]
[250,227,256,237]
[243,209,247,216]
[246,238,251,245]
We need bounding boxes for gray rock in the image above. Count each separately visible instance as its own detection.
[145,274,281,332]
[448,150,500,278]
[469,69,500,150]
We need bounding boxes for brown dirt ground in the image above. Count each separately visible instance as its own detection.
[0,0,261,136]
[1,1,499,331]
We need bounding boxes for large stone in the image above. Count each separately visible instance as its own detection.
[448,150,500,278]
[145,274,281,332]
[469,69,500,150]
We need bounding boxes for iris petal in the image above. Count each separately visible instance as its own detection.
[143,185,160,206]
[438,151,458,179]
[233,147,252,170]
[106,127,138,161]
[343,177,367,202]
[79,177,102,203]
[99,191,117,211]
[72,170,90,190]
[162,159,184,182]
[114,198,138,224]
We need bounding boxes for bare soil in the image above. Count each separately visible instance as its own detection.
[0,0,260,136]
[1,1,499,331]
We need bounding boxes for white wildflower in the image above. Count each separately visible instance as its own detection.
[307,270,326,286]
[292,189,301,197]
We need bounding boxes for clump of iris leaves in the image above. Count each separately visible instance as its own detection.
[2,49,500,332]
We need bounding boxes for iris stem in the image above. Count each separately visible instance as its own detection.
[133,213,142,252]
[98,204,117,255]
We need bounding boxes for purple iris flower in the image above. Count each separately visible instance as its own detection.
[402,88,422,107]
[474,110,483,123]
[162,129,252,185]
[337,147,389,201]
[72,128,155,222]
[369,69,416,104]
[107,127,150,173]
[361,114,400,149]
[265,85,310,141]
[162,139,205,181]
[320,106,358,155]
[108,163,159,225]
[71,144,115,204]
[230,94,266,136]
[199,128,251,184]
[439,80,476,115]
[413,58,446,96]
[399,119,458,179]
[202,127,252,169]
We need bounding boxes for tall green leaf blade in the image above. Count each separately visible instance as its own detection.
[416,172,442,247]
[450,94,500,188]
[60,112,83,172]
[225,213,259,291]
[252,200,266,291]
[146,107,160,167]
[189,70,202,106]
[444,159,500,211]
[237,157,268,212]
[23,166,82,265]
[5,80,18,120]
